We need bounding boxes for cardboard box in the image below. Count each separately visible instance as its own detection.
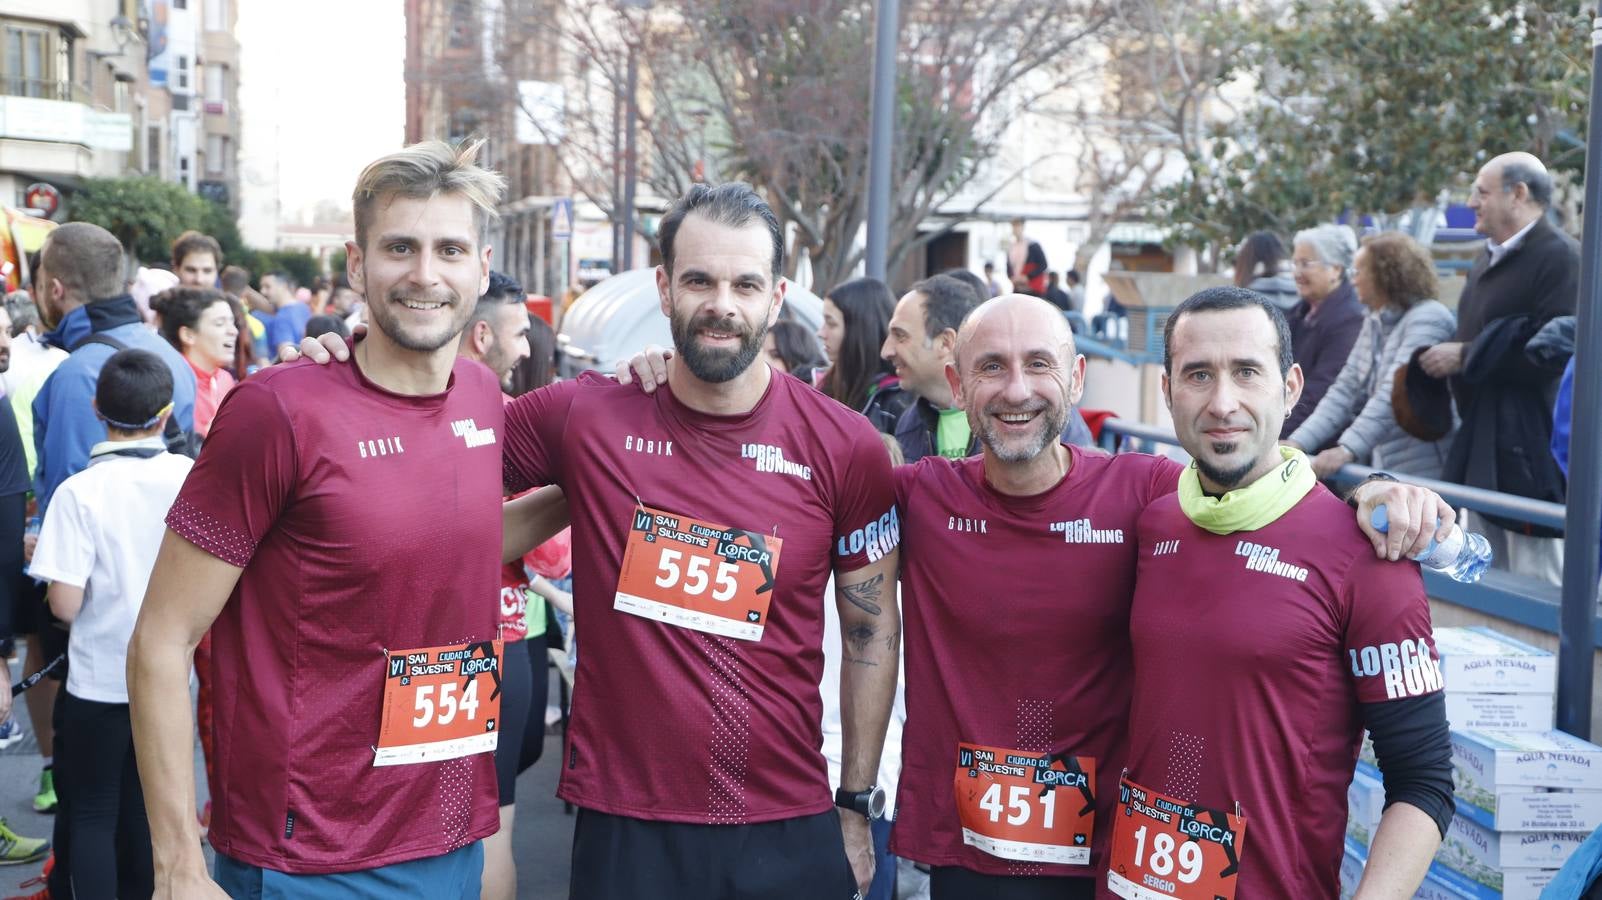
[1445,691,1553,732]
[1416,861,1557,900]
[1433,626,1556,694]
[1450,730,1602,808]
[1455,785,1602,832]
[1435,814,1584,889]
[1347,767,1385,847]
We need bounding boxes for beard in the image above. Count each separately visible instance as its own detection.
[670,306,767,384]
[366,283,468,352]
[1194,439,1258,490]
[974,401,1067,463]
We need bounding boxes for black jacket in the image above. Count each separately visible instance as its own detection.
[1283,280,1365,442]
[894,396,1095,463]
[861,376,915,437]
[1444,314,1570,536]
[1442,218,1578,535]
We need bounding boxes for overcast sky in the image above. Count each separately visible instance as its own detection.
[237,0,405,236]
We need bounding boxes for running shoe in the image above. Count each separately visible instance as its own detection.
[0,718,22,751]
[0,820,47,866]
[31,769,55,814]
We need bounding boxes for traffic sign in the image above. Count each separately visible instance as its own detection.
[551,198,574,242]
[24,183,60,218]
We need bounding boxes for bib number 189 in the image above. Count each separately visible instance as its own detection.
[1127,826,1204,884]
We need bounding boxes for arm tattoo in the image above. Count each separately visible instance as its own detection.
[846,623,877,655]
[840,574,885,616]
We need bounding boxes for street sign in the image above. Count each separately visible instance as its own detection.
[24,183,60,218]
[552,198,574,242]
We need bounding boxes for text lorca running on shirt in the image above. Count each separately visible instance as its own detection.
[1234,539,1309,582]
[741,443,812,481]
[1350,637,1445,699]
[836,508,901,564]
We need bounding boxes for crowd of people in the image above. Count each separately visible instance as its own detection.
[0,134,1579,900]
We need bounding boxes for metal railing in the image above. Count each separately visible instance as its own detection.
[0,77,88,104]
[1096,417,1595,648]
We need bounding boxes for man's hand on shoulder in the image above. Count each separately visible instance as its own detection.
[613,345,673,393]
[279,327,360,365]
[1352,480,1455,562]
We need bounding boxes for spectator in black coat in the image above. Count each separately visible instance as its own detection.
[1419,152,1576,584]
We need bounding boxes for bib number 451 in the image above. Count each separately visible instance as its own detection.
[654,548,739,602]
[979,782,1058,829]
[411,680,480,728]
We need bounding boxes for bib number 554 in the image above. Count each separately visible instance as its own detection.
[411,680,481,728]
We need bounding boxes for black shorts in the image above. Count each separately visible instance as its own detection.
[929,866,1095,900]
[570,808,857,900]
[492,639,532,806]
[7,574,43,638]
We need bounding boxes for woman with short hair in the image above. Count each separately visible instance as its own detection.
[1284,224,1365,441]
[1286,232,1457,478]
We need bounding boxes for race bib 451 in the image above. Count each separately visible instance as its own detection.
[1107,776,1246,900]
[614,505,783,641]
[375,641,502,767]
[954,743,1096,865]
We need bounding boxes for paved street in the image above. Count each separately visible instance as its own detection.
[1,649,575,898]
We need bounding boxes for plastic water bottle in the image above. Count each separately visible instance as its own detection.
[1370,506,1493,583]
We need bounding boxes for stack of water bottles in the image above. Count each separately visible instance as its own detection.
[1338,507,1602,898]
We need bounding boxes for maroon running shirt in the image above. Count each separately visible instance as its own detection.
[503,370,899,824]
[165,356,504,874]
[890,447,1182,879]
[1122,485,1440,897]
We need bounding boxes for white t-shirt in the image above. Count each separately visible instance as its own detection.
[819,575,907,816]
[28,439,193,703]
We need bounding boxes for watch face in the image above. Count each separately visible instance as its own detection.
[867,786,886,819]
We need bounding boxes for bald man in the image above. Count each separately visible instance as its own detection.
[1420,151,1575,584]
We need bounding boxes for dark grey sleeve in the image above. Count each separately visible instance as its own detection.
[1362,691,1455,838]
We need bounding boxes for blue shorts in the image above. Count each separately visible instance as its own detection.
[214,842,483,899]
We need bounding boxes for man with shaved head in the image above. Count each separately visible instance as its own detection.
[885,295,1445,898]
[1420,151,1575,583]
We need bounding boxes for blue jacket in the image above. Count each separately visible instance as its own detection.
[266,302,312,357]
[33,296,198,514]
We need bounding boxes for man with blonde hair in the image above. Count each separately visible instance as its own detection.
[129,140,509,898]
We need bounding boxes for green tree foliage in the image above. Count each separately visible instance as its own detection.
[1152,0,1590,248]
[67,176,209,266]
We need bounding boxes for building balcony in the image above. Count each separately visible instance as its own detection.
[0,78,90,105]
[0,92,132,152]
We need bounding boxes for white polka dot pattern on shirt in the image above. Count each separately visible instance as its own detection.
[702,633,751,825]
[439,756,475,849]
[1163,731,1205,803]
[167,495,258,567]
[1008,698,1054,876]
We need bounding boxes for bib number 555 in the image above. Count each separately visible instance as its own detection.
[654,548,739,602]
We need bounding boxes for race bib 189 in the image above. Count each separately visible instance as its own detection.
[1107,776,1246,900]
[375,641,502,767]
[614,505,783,641]
[954,743,1096,865]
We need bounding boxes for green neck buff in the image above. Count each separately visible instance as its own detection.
[1177,445,1316,535]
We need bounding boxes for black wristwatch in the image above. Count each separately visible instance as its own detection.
[835,786,886,821]
[1346,471,1398,508]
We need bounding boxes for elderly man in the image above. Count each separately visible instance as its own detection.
[1419,152,1575,584]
